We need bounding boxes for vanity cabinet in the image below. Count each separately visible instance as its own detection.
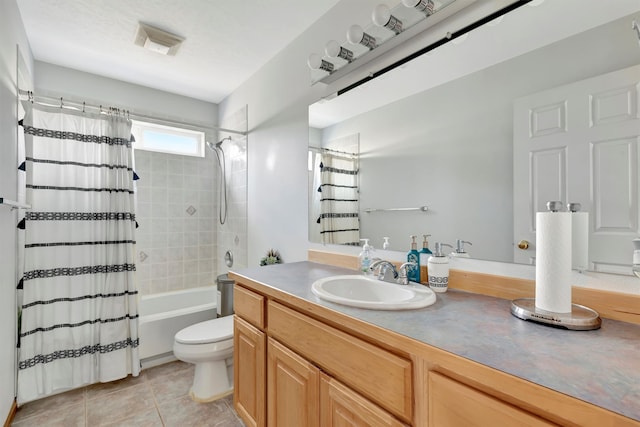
[232,277,639,427]
[233,284,410,427]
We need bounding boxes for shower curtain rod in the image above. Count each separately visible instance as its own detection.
[19,90,247,136]
[309,145,358,158]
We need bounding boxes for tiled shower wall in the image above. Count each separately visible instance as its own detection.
[134,150,218,295]
[217,106,248,274]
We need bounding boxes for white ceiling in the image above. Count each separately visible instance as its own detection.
[16,0,343,104]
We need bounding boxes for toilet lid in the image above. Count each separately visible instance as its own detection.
[174,315,234,344]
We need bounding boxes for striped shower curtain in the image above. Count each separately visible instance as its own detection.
[318,153,360,245]
[17,103,139,403]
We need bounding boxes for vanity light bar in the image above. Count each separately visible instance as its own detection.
[337,0,531,95]
[309,0,477,84]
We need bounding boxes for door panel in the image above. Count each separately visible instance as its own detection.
[514,64,640,272]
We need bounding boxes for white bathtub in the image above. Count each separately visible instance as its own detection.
[138,286,217,368]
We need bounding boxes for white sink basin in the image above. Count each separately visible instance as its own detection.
[311,275,436,310]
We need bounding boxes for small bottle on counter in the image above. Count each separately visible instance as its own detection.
[419,234,432,268]
[359,239,373,274]
[428,242,453,293]
[406,235,421,283]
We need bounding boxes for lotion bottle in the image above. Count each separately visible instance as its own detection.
[419,234,432,268]
[427,242,453,293]
[450,239,472,258]
[406,235,421,283]
[383,237,390,250]
[359,239,373,274]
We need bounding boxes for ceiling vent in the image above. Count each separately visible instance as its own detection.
[134,23,184,56]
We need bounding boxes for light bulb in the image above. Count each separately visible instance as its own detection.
[325,40,354,62]
[325,40,341,58]
[307,53,321,69]
[402,0,434,16]
[346,25,377,49]
[347,25,364,44]
[372,4,391,26]
[307,53,334,73]
[372,4,402,34]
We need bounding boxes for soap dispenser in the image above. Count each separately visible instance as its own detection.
[427,242,453,293]
[450,239,472,258]
[359,239,373,274]
[383,237,390,250]
[419,234,433,268]
[406,235,421,283]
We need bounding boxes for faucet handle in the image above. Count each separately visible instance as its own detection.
[455,239,472,253]
[398,261,417,285]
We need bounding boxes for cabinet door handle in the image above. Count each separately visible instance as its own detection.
[517,240,530,250]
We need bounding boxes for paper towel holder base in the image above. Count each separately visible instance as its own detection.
[511,298,601,331]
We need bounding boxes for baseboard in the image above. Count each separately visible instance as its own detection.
[141,352,177,370]
[3,399,17,427]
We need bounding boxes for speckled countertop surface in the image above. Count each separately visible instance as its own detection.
[231,261,640,422]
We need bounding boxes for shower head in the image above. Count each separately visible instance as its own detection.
[206,137,231,151]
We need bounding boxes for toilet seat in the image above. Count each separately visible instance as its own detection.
[174,315,233,345]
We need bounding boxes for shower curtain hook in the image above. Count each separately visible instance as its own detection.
[99,105,103,114]
[28,91,33,103]
[60,97,63,109]
[82,102,86,113]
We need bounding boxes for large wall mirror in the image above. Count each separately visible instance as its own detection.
[309,0,640,274]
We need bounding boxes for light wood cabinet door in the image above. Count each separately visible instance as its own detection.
[268,301,412,422]
[267,338,320,427]
[320,374,408,427]
[234,316,266,427]
[428,371,557,427]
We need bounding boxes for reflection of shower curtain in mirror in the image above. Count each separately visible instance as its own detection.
[17,103,139,403]
[318,153,359,245]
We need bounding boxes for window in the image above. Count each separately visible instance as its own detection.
[131,120,205,157]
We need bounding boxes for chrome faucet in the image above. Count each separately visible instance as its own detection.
[368,259,398,283]
[398,261,417,285]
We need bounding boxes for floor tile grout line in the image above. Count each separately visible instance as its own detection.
[149,369,167,427]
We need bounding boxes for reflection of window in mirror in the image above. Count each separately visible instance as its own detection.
[308,132,360,246]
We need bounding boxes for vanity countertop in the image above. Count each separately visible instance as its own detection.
[230,261,640,422]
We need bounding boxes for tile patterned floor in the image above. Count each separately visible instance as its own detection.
[11,361,245,427]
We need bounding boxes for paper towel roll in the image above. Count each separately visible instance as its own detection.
[571,212,589,272]
[535,211,572,313]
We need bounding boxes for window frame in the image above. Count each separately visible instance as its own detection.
[131,120,206,158]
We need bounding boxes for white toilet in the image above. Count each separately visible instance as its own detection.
[173,315,234,402]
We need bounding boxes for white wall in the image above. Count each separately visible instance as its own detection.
[34,62,218,127]
[0,0,33,420]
